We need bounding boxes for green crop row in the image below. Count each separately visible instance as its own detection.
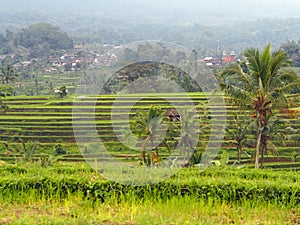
[5,112,137,116]
[0,165,298,207]
[3,125,114,131]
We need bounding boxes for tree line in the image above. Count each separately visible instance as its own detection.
[0,23,74,57]
[2,16,300,56]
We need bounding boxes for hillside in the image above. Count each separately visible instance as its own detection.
[0,94,299,168]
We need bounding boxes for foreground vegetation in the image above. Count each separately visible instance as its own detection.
[1,196,298,224]
[0,162,299,224]
[0,38,298,224]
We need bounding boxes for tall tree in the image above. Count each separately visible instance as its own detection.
[225,114,252,162]
[221,44,300,168]
[258,115,286,168]
[171,108,201,166]
[0,63,18,96]
[0,99,8,113]
[133,106,164,166]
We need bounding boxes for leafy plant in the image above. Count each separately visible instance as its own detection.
[0,63,18,97]
[0,98,8,112]
[38,154,53,168]
[188,150,202,166]
[225,113,253,162]
[57,86,68,98]
[248,115,287,168]
[132,105,165,166]
[54,144,67,155]
[20,141,39,162]
[169,108,201,166]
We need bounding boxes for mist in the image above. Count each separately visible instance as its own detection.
[1,0,300,24]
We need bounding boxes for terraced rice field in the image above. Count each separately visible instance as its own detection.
[0,93,299,168]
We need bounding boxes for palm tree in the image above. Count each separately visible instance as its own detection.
[133,106,165,166]
[0,99,8,113]
[225,114,252,162]
[250,115,287,168]
[221,44,300,168]
[0,63,18,96]
[172,108,200,166]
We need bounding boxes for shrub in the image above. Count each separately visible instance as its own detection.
[54,144,67,155]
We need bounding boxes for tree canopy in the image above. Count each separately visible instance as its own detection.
[11,23,74,57]
[221,44,300,168]
[281,39,300,67]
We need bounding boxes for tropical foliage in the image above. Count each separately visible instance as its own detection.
[246,114,287,168]
[221,44,300,168]
[225,114,252,162]
[0,63,18,96]
[132,106,165,166]
[20,141,40,163]
[172,108,200,165]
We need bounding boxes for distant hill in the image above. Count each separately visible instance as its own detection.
[1,1,300,54]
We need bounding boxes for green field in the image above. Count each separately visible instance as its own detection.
[0,93,299,224]
[0,162,299,224]
[0,93,299,167]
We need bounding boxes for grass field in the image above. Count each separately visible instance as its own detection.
[0,162,299,224]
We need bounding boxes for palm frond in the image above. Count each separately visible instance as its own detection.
[275,81,300,93]
[270,50,291,77]
[220,64,250,85]
[260,43,271,86]
[243,48,261,76]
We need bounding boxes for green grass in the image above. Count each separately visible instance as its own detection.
[0,196,298,224]
[0,163,299,224]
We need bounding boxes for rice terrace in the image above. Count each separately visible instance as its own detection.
[0,89,299,224]
[0,54,299,224]
[0,2,300,223]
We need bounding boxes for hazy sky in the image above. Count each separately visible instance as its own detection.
[1,0,300,22]
[134,0,300,18]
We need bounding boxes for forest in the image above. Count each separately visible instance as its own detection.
[1,1,300,55]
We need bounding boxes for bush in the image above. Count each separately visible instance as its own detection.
[54,144,67,155]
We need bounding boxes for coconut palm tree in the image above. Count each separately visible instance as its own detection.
[0,63,18,96]
[260,116,286,167]
[172,108,201,166]
[0,99,8,113]
[221,44,300,168]
[248,114,287,168]
[133,106,165,166]
[225,114,252,162]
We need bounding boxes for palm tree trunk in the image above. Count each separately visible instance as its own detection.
[142,136,150,165]
[164,141,172,154]
[4,81,7,97]
[237,146,241,162]
[260,135,267,168]
[141,149,146,165]
[260,144,265,169]
[155,146,159,157]
[255,122,262,169]
[149,135,154,167]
